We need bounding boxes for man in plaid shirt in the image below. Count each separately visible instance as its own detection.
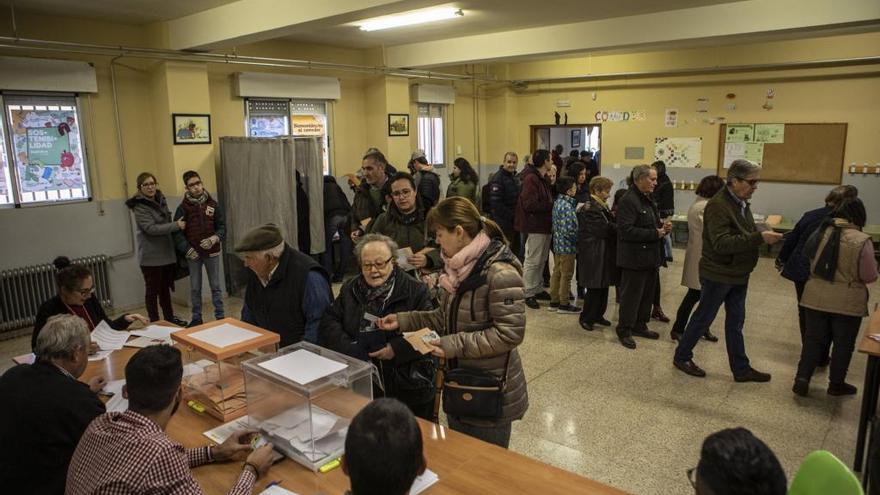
[66,345,275,495]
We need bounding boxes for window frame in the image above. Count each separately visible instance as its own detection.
[0,92,92,208]
[417,103,446,167]
[243,97,334,175]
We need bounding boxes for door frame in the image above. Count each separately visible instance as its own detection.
[529,123,602,154]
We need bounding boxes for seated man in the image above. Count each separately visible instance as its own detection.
[66,345,275,495]
[237,223,332,346]
[691,427,786,495]
[343,398,427,495]
[0,314,106,495]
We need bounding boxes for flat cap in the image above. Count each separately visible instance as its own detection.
[234,223,283,252]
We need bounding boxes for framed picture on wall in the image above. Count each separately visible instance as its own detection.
[172,113,211,145]
[571,129,581,148]
[388,114,409,136]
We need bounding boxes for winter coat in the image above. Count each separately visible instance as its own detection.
[577,200,619,289]
[681,197,708,290]
[778,205,832,284]
[514,165,553,234]
[173,192,225,259]
[320,268,436,405]
[616,187,663,271]
[699,188,764,285]
[396,239,528,427]
[323,176,351,218]
[446,176,477,205]
[800,220,873,317]
[654,173,675,217]
[351,180,387,233]
[488,167,520,232]
[125,190,180,267]
[367,205,442,269]
[416,169,441,210]
[552,195,578,255]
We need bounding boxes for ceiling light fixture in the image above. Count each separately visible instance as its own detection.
[358,8,464,32]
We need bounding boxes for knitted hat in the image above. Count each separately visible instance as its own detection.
[234,223,283,252]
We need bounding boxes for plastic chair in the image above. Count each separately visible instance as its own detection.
[788,450,863,495]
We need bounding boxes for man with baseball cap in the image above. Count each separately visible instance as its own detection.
[236,224,332,346]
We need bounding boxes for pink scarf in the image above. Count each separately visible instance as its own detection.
[439,232,492,294]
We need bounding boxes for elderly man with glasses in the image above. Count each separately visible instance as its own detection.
[673,160,783,381]
[237,223,332,346]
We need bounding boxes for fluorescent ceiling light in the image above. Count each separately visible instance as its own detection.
[358,8,463,32]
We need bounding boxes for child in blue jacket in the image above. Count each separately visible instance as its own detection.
[549,176,580,313]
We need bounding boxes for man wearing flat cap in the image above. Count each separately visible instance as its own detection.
[236,224,332,346]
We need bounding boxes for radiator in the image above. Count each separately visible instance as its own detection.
[0,255,112,336]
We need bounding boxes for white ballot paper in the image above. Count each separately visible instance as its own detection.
[130,325,181,343]
[396,247,415,271]
[189,323,261,348]
[88,349,114,361]
[203,415,252,444]
[102,379,128,412]
[260,486,299,495]
[257,349,347,385]
[91,321,129,350]
[410,469,440,495]
[261,405,349,462]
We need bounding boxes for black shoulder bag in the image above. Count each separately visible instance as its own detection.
[442,353,510,420]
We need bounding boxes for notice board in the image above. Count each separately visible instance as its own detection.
[716,123,847,185]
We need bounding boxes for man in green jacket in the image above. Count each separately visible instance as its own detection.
[673,160,783,381]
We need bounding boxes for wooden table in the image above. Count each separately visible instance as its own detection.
[854,307,880,488]
[81,343,628,495]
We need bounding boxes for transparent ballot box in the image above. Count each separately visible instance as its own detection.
[241,342,373,471]
[170,318,280,422]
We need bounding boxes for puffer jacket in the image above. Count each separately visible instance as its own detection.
[396,239,528,427]
[367,204,442,269]
[125,190,180,267]
[552,195,578,254]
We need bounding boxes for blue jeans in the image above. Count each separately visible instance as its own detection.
[674,277,750,375]
[188,255,224,321]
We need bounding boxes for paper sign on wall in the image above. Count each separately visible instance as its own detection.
[754,123,784,143]
[655,137,702,168]
[743,142,764,166]
[664,109,679,128]
[725,124,754,143]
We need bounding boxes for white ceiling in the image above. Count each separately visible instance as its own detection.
[0,0,241,24]
[281,0,743,49]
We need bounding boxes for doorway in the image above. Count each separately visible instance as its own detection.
[530,124,601,166]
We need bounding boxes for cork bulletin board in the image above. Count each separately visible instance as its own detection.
[716,123,847,185]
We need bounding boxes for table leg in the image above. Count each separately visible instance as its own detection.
[855,356,879,474]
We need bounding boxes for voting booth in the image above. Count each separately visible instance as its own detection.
[170,318,281,422]
[241,342,373,471]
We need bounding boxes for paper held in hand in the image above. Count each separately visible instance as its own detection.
[396,246,415,271]
[91,320,129,350]
[403,328,441,355]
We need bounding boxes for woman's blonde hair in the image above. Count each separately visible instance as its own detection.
[427,197,505,243]
[589,176,613,194]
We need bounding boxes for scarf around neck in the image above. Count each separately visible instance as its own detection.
[356,267,397,314]
[185,191,209,204]
[590,194,608,210]
[439,231,492,294]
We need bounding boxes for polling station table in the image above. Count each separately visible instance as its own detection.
[80,324,629,495]
[853,308,880,489]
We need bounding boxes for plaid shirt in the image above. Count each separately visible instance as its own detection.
[66,410,256,495]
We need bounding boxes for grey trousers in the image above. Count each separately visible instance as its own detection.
[522,233,551,298]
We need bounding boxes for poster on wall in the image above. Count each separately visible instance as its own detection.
[725,124,754,143]
[9,107,86,194]
[754,123,785,143]
[664,109,679,128]
[291,114,325,136]
[723,142,764,168]
[654,137,702,168]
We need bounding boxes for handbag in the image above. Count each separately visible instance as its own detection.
[442,353,510,420]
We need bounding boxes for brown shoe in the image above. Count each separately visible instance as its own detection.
[673,360,706,377]
[734,367,771,383]
[652,306,670,323]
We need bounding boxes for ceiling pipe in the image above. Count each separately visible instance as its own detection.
[511,55,880,87]
[0,36,495,82]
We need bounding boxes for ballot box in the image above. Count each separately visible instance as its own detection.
[170,318,280,422]
[241,342,373,471]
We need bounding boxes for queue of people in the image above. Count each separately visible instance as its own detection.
[3,142,873,495]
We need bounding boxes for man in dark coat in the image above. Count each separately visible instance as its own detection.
[488,151,522,258]
[0,315,106,495]
[351,150,392,240]
[673,160,783,381]
[515,149,554,309]
[322,175,353,282]
[238,224,332,346]
[410,150,441,211]
[320,234,435,419]
[615,165,669,349]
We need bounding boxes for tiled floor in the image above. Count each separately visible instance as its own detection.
[2,247,875,495]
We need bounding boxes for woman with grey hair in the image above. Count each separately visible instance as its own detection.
[320,234,436,419]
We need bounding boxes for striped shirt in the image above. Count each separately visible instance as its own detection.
[66,410,255,495]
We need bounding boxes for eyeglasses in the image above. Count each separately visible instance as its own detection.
[186,180,202,188]
[77,286,95,296]
[391,188,414,198]
[687,467,697,489]
[362,256,393,271]
[140,181,157,188]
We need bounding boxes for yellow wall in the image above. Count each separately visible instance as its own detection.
[488,31,880,170]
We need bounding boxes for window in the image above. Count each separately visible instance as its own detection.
[290,100,330,176]
[246,99,290,137]
[1,94,90,206]
[417,103,445,166]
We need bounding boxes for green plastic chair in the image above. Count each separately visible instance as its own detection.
[788,450,863,495]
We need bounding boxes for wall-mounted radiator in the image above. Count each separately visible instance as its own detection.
[0,255,112,336]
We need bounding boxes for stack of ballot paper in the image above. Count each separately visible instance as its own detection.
[261,405,349,462]
[410,469,440,495]
[203,415,252,444]
[91,321,128,351]
[126,325,182,348]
